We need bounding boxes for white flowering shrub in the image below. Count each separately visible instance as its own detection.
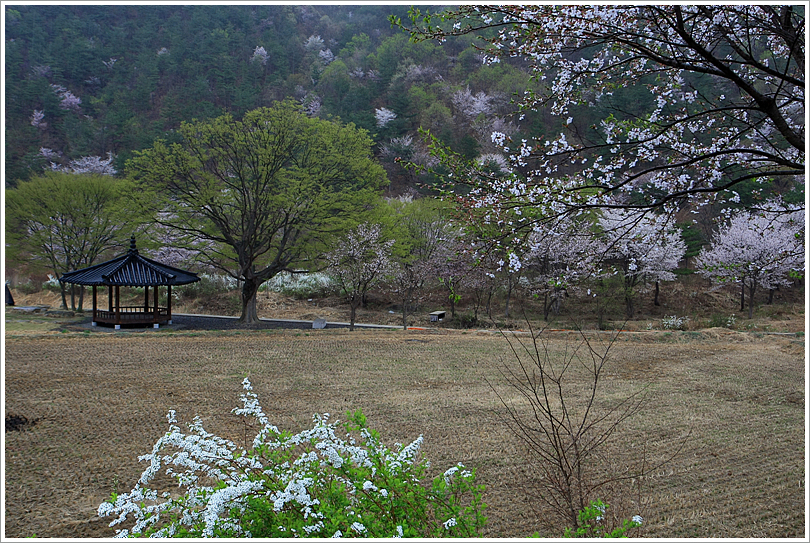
[98,379,487,538]
[261,272,335,299]
[661,315,689,330]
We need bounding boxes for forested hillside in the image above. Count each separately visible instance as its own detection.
[5,4,549,193]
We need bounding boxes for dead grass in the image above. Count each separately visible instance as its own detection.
[3,315,805,539]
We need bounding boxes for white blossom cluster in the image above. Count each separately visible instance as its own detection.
[30,109,46,129]
[451,86,497,120]
[325,223,395,305]
[304,34,324,51]
[299,92,322,117]
[318,48,335,65]
[598,209,687,286]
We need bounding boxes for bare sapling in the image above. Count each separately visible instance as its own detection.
[488,319,684,535]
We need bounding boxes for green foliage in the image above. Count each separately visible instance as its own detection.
[707,313,737,329]
[562,500,643,538]
[5,172,145,280]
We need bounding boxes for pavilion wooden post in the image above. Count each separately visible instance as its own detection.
[108,285,113,312]
[144,285,150,312]
[92,286,97,323]
[167,285,172,323]
[115,285,121,324]
[154,284,159,322]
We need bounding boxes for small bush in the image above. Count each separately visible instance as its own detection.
[14,280,40,295]
[707,313,736,329]
[42,274,62,293]
[562,500,642,538]
[454,312,479,329]
[661,315,689,330]
[98,378,486,538]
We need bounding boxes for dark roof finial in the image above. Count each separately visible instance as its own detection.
[129,236,137,254]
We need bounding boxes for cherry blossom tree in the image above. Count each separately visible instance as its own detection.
[395,5,805,225]
[50,84,81,110]
[30,110,46,129]
[318,48,335,65]
[695,204,804,319]
[524,215,607,320]
[250,46,269,65]
[434,234,476,320]
[326,223,394,331]
[375,107,397,128]
[451,86,498,120]
[598,210,687,319]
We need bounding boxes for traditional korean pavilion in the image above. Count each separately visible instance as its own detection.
[59,237,200,329]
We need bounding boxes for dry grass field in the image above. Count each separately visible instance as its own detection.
[3,305,805,539]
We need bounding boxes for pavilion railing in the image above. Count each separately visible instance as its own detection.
[94,306,170,324]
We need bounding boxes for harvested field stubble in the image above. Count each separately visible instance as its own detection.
[3,325,805,538]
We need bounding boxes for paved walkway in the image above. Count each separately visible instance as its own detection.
[88,313,403,331]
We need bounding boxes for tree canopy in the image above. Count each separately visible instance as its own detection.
[128,101,386,323]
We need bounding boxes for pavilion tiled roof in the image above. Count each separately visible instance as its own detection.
[59,237,200,287]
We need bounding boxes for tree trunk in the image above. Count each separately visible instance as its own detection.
[349,298,359,331]
[70,283,76,311]
[59,282,68,310]
[654,281,660,306]
[239,277,262,324]
[78,285,85,311]
[747,280,757,320]
[767,287,775,304]
[402,303,408,330]
[401,288,413,330]
[740,283,745,312]
[504,276,513,318]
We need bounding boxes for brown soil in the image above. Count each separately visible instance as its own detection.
[3,286,806,538]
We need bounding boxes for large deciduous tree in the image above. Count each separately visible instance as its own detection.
[395,5,804,231]
[5,172,142,310]
[695,204,804,319]
[128,101,386,323]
